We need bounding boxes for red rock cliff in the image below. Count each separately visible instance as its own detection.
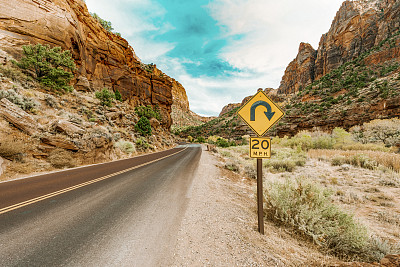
[0,0,176,129]
[278,0,400,95]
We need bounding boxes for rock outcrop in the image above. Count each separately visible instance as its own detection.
[278,43,316,95]
[0,98,38,135]
[278,0,400,95]
[0,0,176,129]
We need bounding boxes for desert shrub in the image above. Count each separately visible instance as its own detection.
[0,89,39,111]
[310,149,399,172]
[135,137,150,151]
[216,137,230,148]
[331,156,347,166]
[114,89,122,101]
[267,159,296,172]
[114,140,135,154]
[48,149,76,169]
[14,44,75,92]
[224,161,239,172]
[351,118,400,147]
[0,65,30,83]
[196,136,206,143]
[135,116,152,136]
[264,178,372,260]
[0,136,26,161]
[6,162,35,174]
[134,105,161,121]
[95,88,115,107]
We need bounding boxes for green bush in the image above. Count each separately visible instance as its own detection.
[264,178,370,259]
[90,13,114,32]
[135,116,152,136]
[114,89,122,101]
[95,88,115,107]
[216,137,230,148]
[135,105,161,121]
[14,44,75,92]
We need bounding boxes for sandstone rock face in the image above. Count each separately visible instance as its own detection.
[40,136,79,151]
[278,0,400,95]
[278,43,316,95]
[0,0,176,129]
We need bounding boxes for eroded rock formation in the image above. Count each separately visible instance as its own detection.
[0,0,176,129]
[278,0,400,95]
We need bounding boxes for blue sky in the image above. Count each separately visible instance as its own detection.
[85,0,344,116]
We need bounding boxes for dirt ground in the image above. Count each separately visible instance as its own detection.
[171,146,348,266]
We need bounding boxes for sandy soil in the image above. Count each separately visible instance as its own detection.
[171,146,342,266]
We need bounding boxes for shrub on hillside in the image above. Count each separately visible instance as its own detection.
[95,88,115,107]
[351,118,400,147]
[14,44,75,92]
[0,89,39,111]
[90,12,114,32]
[114,89,123,102]
[0,135,26,161]
[48,148,76,169]
[114,140,135,154]
[135,105,161,121]
[264,178,372,260]
[135,116,152,136]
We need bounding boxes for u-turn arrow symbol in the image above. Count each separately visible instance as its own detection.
[250,101,275,121]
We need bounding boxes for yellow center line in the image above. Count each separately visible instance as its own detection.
[0,147,188,215]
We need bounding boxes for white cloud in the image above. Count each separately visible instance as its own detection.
[207,0,344,81]
[85,0,174,62]
[84,0,346,116]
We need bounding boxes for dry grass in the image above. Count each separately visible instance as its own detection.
[0,135,27,161]
[47,149,77,169]
[308,149,400,172]
[6,162,35,174]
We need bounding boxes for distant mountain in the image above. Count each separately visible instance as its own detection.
[181,0,400,140]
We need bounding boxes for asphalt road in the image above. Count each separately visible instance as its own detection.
[0,144,202,267]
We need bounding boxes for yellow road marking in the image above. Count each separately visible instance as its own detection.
[0,147,188,215]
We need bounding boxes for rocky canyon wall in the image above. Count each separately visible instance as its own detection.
[278,0,400,95]
[0,0,178,129]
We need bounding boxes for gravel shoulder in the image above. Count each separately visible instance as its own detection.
[171,146,341,266]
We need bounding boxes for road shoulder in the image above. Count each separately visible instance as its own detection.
[171,145,339,266]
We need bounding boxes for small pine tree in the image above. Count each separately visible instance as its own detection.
[135,117,152,136]
[95,88,115,107]
[14,44,76,92]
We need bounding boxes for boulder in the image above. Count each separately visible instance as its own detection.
[74,76,91,91]
[53,120,85,136]
[40,136,79,151]
[0,98,38,135]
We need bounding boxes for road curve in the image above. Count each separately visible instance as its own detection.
[0,144,202,266]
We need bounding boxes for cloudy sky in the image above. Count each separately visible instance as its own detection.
[85,0,344,116]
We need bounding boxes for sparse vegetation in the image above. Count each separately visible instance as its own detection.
[47,148,77,169]
[135,116,152,136]
[264,178,398,261]
[0,135,26,161]
[95,88,115,107]
[114,139,135,154]
[0,89,39,111]
[13,44,75,92]
[135,105,161,121]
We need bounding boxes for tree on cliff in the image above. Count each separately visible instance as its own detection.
[14,44,76,92]
[90,13,114,32]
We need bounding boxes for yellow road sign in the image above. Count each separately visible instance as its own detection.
[250,137,271,158]
[237,90,284,136]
